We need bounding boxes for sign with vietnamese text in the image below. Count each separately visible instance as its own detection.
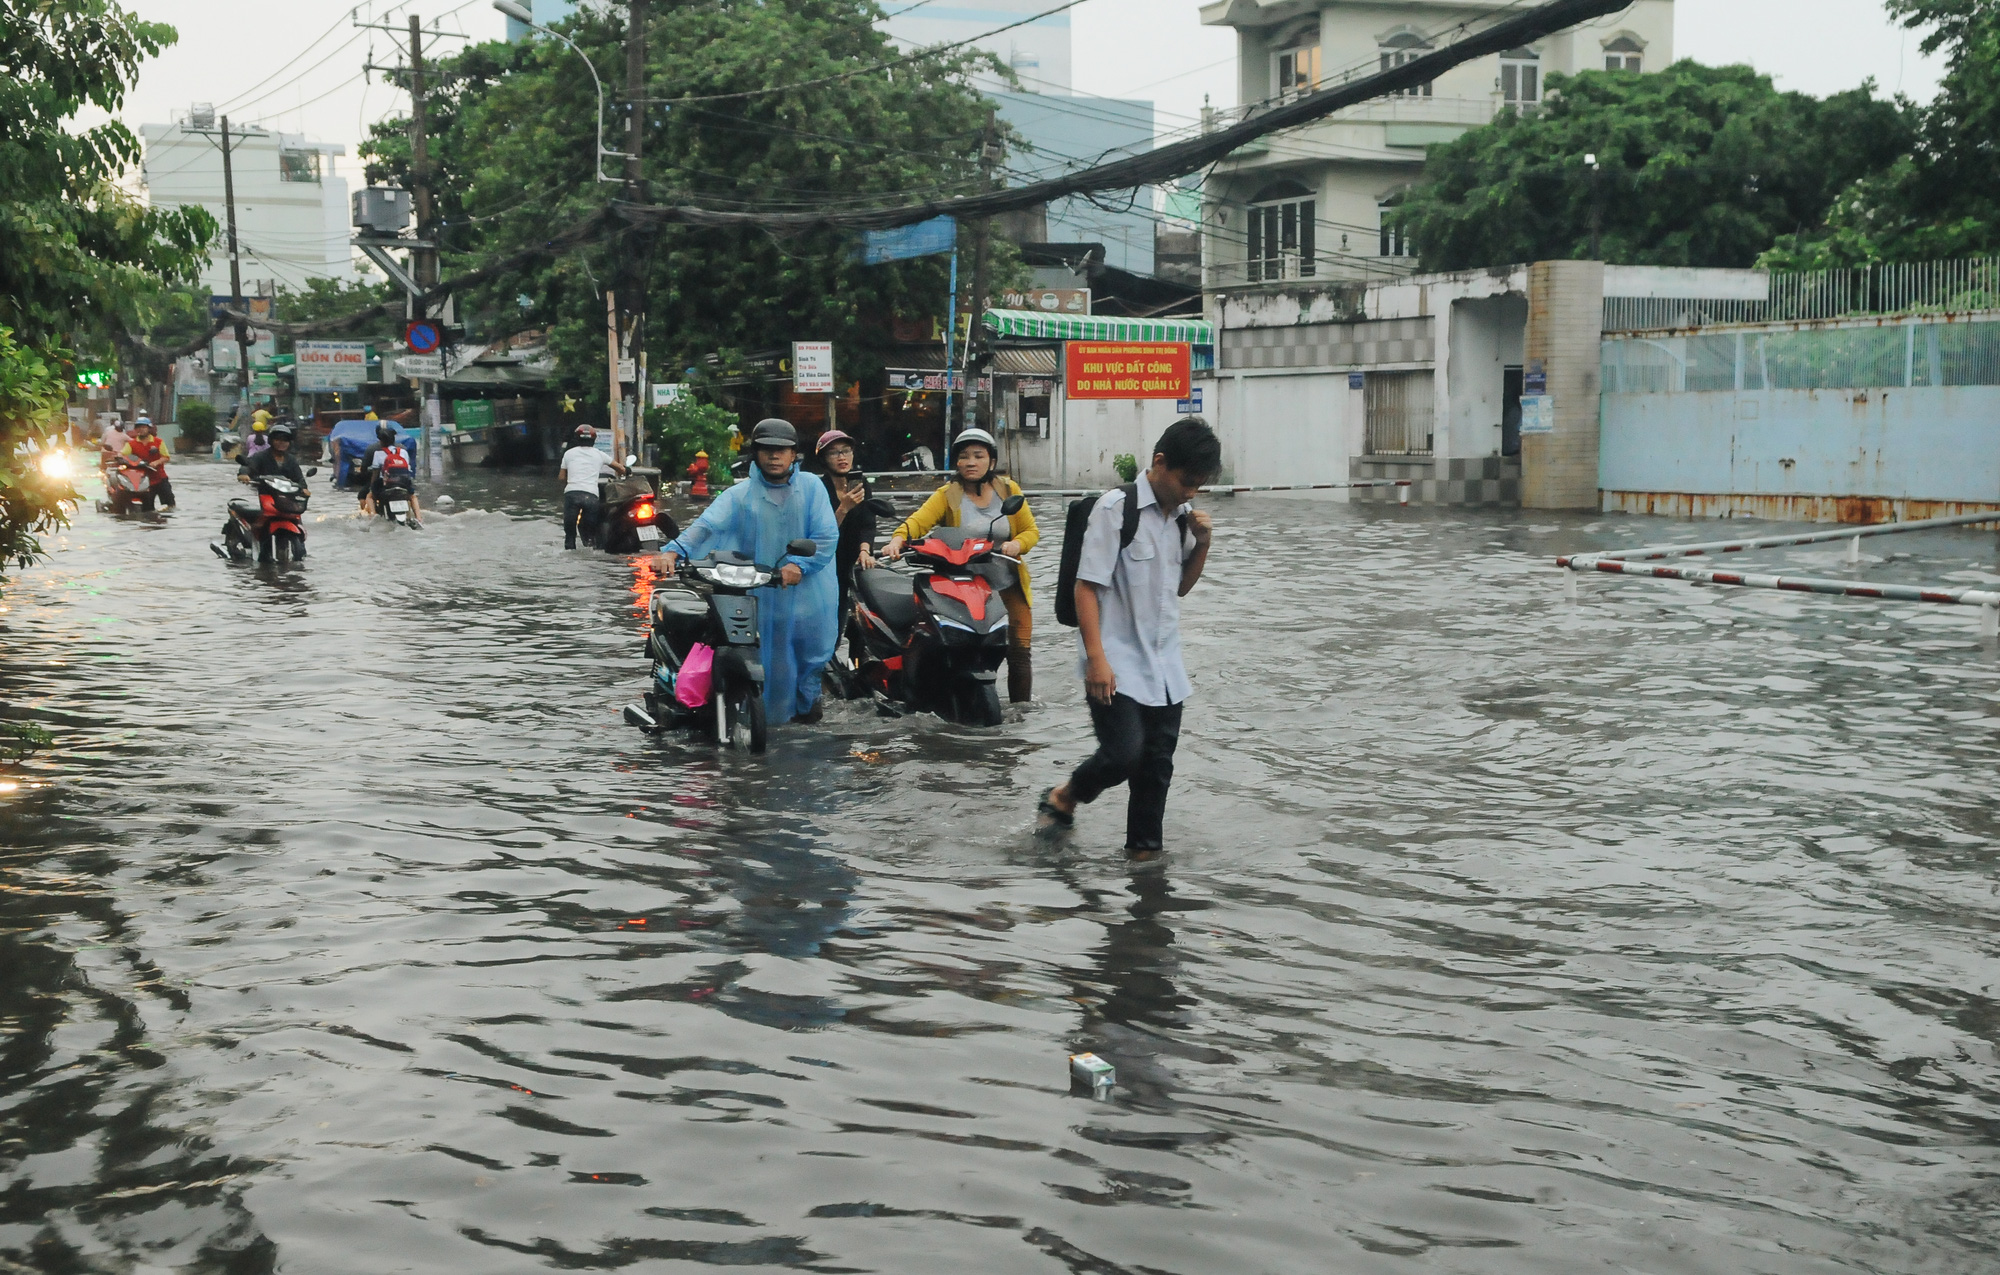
[396,352,442,379]
[1519,394,1555,435]
[652,383,687,408]
[454,400,494,429]
[1064,342,1192,401]
[857,216,957,266]
[1001,288,1090,315]
[295,341,369,391]
[1176,386,1204,415]
[792,342,835,394]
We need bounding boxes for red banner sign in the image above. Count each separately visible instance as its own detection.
[1065,342,1191,400]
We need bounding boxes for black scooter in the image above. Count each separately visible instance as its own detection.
[599,463,677,554]
[847,495,1023,727]
[623,537,820,753]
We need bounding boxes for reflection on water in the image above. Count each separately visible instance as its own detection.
[2,462,1998,1272]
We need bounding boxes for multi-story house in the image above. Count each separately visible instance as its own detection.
[1196,0,1675,287]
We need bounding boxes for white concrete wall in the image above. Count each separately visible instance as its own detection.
[1444,294,1527,459]
[1216,368,1361,489]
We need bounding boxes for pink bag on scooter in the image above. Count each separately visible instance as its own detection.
[676,643,715,710]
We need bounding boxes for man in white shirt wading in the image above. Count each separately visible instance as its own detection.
[1038,418,1221,861]
[558,423,627,549]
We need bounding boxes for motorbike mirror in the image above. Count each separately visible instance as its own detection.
[862,496,897,518]
[305,466,319,476]
[786,538,819,559]
[1001,494,1025,516]
[626,454,639,466]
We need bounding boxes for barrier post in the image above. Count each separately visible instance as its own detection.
[1847,535,1862,566]
[1985,606,1999,640]
[1563,570,1578,604]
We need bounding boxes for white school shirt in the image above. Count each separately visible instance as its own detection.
[561,446,611,494]
[1073,472,1195,707]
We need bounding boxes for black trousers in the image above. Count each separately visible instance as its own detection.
[562,491,601,548]
[1067,693,1185,853]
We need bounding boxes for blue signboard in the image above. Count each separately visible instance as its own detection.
[1175,387,1203,415]
[405,320,442,353]
[857,216,958,266]
[1349,371,1366,390]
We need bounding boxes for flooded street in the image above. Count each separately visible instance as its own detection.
[4,458,2000,1274]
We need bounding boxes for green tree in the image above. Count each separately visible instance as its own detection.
[646,393,740,478]
[1395,62,1914,271]
[0,327,77,571]
[361,0,997,409]
[0,1,216,353]
[1764,0,2000,267]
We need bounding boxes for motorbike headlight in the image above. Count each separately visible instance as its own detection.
[37,450,74,480]
[703,563,765,588]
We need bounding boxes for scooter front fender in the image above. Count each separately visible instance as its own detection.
[713,644,765,687]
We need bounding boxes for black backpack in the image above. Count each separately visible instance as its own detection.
[1054,483,1190,627]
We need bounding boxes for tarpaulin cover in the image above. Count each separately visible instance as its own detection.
[666,463,839,723]
[329,418,419,487]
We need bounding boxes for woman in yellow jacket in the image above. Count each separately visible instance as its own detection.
[882,428,1040,704]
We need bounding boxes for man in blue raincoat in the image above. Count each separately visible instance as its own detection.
[660,418,840,724]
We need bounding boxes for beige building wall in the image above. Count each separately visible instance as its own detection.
[1521,259,1606,510]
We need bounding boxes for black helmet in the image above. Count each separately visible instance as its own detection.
[749,418,798,451]
[268,421,296,441]
[375,423,395,444]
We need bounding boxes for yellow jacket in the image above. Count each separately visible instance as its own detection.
[893,477,1041,602]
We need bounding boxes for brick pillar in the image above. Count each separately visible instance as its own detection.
[1521,260,1605,510]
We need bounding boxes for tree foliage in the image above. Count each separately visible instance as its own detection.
[0,327,77,571]
[1765,0,2000,266]
[361,0,1000,407]
[0,1,215,353]
[1395,62,1914,272]
[646,394,740,478]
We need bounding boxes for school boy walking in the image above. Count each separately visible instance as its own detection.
[1038,417,1221,860]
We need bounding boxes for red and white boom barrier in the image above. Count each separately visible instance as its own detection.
[894,480,1415,501]
[1557,509,2000,569]
[1565,555,2000,634]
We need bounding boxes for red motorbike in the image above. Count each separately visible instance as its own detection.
[97,459,161,515]
[216,467,316,565]
[847,495,1023,727]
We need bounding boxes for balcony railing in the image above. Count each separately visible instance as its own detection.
[1204,254,1419,290]
[1204,94,1501,139]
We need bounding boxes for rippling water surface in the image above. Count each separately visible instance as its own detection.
[4,460,1999,1273]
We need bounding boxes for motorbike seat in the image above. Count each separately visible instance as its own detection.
[856,568,921,633]
[653,589,709,633]
[227,497,260,515]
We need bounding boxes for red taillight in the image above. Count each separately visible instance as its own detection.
[634,502,656,521]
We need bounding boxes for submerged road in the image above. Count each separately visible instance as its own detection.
[2,459,1998,1273]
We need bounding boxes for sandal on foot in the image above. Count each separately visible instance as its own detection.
[1035,788,1075,833]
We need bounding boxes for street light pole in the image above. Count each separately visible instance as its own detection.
[491,1,629,184]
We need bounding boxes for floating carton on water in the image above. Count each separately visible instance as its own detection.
[1069,1052,1115,1096]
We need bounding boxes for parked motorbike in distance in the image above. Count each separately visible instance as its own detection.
[622,537,821,753]
[847,494,1022,727]
[97,460,161,515]
[216,466,317,565]
[599,458,678,553]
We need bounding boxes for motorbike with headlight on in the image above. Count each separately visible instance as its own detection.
[622,538,820,753]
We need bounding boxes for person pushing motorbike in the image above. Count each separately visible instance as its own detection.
[660,418,839,725]
[120,417,177,510]
[881,428,1040,703]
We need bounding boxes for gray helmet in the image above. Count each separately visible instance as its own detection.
[749,418,798,451]
[950,428,1000,461]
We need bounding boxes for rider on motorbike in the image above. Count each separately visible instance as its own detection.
[119,417,177,509]
[98,418,131,471]
[880,428,1038,703]
[359,422,421,521]
[240,422,310,561]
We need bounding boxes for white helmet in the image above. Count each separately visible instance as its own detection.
[949,428,1000,462]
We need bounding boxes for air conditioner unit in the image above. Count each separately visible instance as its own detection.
[188,102,215,130]
[352,187,413,234]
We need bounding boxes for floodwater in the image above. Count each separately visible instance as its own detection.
[3,459,1999,1274]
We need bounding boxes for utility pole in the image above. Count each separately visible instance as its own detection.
[409,13,440,478]
[219,116,251,410]
[1586,152,1604,261]
[965,106,999,433]
[617,0,648,461]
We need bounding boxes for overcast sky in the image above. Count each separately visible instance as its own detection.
[114,0,1945,192]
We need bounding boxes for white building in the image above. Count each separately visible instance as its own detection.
[140,105,351,295]
[1196,0,1675,285]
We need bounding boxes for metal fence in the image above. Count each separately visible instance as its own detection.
[1603,315,2000,394]
[1364,370,1435,455]
[1605,257,2000,332]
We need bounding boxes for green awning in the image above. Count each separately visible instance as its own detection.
[982,308,1213,344]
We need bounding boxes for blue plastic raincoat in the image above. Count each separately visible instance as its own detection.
[666,462,840,722]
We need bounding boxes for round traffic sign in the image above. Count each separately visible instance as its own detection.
[404,320,441,353]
